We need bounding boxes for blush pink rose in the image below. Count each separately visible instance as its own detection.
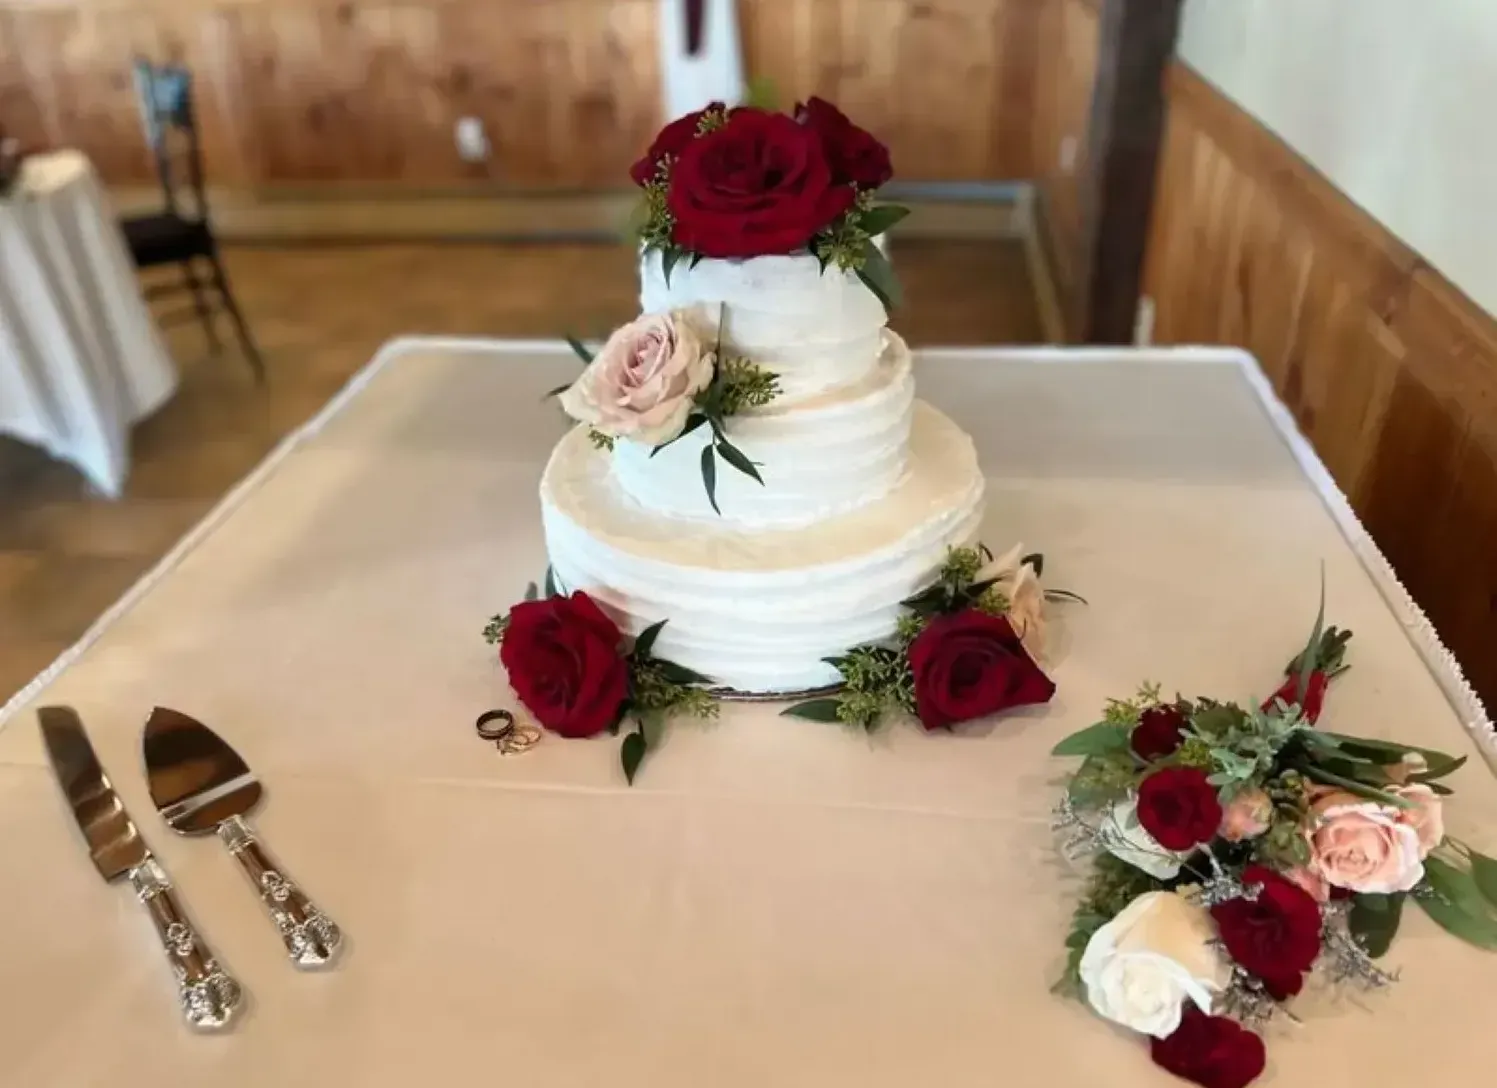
[559,310,714,446]
[1305,789,1425,894]
[1219,788,1272,843]
[1391,783,1445,857]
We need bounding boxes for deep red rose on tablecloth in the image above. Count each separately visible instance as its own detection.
[907,609,1055,730]
[1131,703,1189,760]
[1136,767,1223,851]
[1262,670,1328,723]
[499,592,629,738]
[1211,864,1323,999]
[1150,1007,1267,1088]
[667,108,855,258]
[795,95,893,189]
[629,105,720,186]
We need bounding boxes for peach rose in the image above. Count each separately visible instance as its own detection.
[1391,783,1444,857]
[977,543,1046,660]
[559,309,714,446]
[1219,788,1272,842]
[1305,789,1425,894]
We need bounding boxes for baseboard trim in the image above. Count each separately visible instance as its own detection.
[111,186,1032,245]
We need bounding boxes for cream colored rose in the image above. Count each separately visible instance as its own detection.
[559,309,714,446]
[1080,891,1229,1038]
[977,543,1047,660]
[1103,798,1187,880]
[1219,787,1272,842]
[1305,789,1425,894]
[1391,783,1445,857]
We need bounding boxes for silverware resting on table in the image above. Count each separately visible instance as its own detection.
[39,707,244,1031]
[38,704,343,1031]
[143,706,342,968]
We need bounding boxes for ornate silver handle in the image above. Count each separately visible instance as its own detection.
[128,859,244,1031]
[218,816,342,968]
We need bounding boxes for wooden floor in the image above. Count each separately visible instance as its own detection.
[0,238,1044,703]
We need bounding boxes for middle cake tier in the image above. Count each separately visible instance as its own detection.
[613,330,915,529]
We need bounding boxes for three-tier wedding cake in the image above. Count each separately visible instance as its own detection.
[538,99,984,693]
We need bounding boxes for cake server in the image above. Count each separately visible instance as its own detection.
[39,706,243,1030]
[143,706,343,968]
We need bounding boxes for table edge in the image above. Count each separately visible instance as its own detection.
[2,337,1490,765]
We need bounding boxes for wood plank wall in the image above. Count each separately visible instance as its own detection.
[1029,0,1099,331]
[1144,63,1497,706]
[0,0,1050,190]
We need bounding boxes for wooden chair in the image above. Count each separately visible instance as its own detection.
[123,59,264,381]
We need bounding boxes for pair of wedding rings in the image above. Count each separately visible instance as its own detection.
[475,709,542,754]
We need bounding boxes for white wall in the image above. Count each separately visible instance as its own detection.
[1178,0,1497,317]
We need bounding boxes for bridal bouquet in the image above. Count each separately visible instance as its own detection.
[1051,606,1497,1088]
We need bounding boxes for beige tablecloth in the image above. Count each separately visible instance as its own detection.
[0,339,1492,1087]
[0,151,177,496]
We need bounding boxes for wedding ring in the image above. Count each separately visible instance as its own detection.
[475,709,515,742]
[497,724,542,754]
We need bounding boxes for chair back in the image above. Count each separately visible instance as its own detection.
[133,59,208,221]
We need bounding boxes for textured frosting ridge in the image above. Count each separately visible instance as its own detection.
[640,251,888,403]
[612,331,915,528]
[541,402,985,692]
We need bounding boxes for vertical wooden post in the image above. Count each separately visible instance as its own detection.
[1075,0,1183,344]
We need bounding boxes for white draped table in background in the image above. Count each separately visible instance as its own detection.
[0,151,177,496]
[0,339,1493,1087]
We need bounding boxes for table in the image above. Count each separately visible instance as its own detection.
[0,151,177,497]
[0,338,1491,1087]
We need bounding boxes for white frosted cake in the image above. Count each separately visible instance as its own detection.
[540,251,984,693]
[537,98,985,693]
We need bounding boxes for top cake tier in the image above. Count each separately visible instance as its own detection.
[640,250,888,405]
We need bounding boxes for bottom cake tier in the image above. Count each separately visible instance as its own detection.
[539,401,985,693]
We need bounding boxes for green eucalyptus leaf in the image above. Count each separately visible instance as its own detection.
[689,251,705,270]
[859,204,911,238]
[654,659,713,686]
[855,239,902,310]
[1412,753,1468,782]
[661,247,683,287]
[1294,573,1327,708]
[1318,732,1458,767]
[1413,867,1497,951]
[715,438,764,485]
[1424,856,1494,919]
[523,582,539,602]
[620,729,648,785]
[542,382,573,400]
[639,709,666,750]
[1348,893,1404,958]
[781,698,844,723]
[1297,763,1415,808]
[564,335,594,364]
[651,413,710,457]
[700,443,720,515]
[1021,552,1044,576]
[544,566,559,599]
[1051,722,1132,758]
[633,619,667,660]
[1465,850,1497,908]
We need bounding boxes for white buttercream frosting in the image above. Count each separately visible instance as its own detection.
[612,331,915,528]
[640,251,888,404]
[541,402,985,692]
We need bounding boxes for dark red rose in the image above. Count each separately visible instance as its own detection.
[1136,767,1223,851]
[1262,670,1328,723]
[1151,1007,1267,1088]
[667,108,856,258]
[795,96,893,189]
[1211,865,1322,999]
[498,592,628,739]
[629,105,720,186]
[907,609,1055,730]
[1132,704,1189,760]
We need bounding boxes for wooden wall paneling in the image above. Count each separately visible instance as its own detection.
[737,0,1045,181]
[1143,61,1497,706]
[0,10,51,151]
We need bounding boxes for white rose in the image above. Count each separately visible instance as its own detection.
[976,543,1046,660]
[1079,891,1228,1038]
[559,309,714,446]
[1103,798,1187,880]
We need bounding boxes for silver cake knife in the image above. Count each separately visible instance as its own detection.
[142,706,342,968]
[38,706,243,1030]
